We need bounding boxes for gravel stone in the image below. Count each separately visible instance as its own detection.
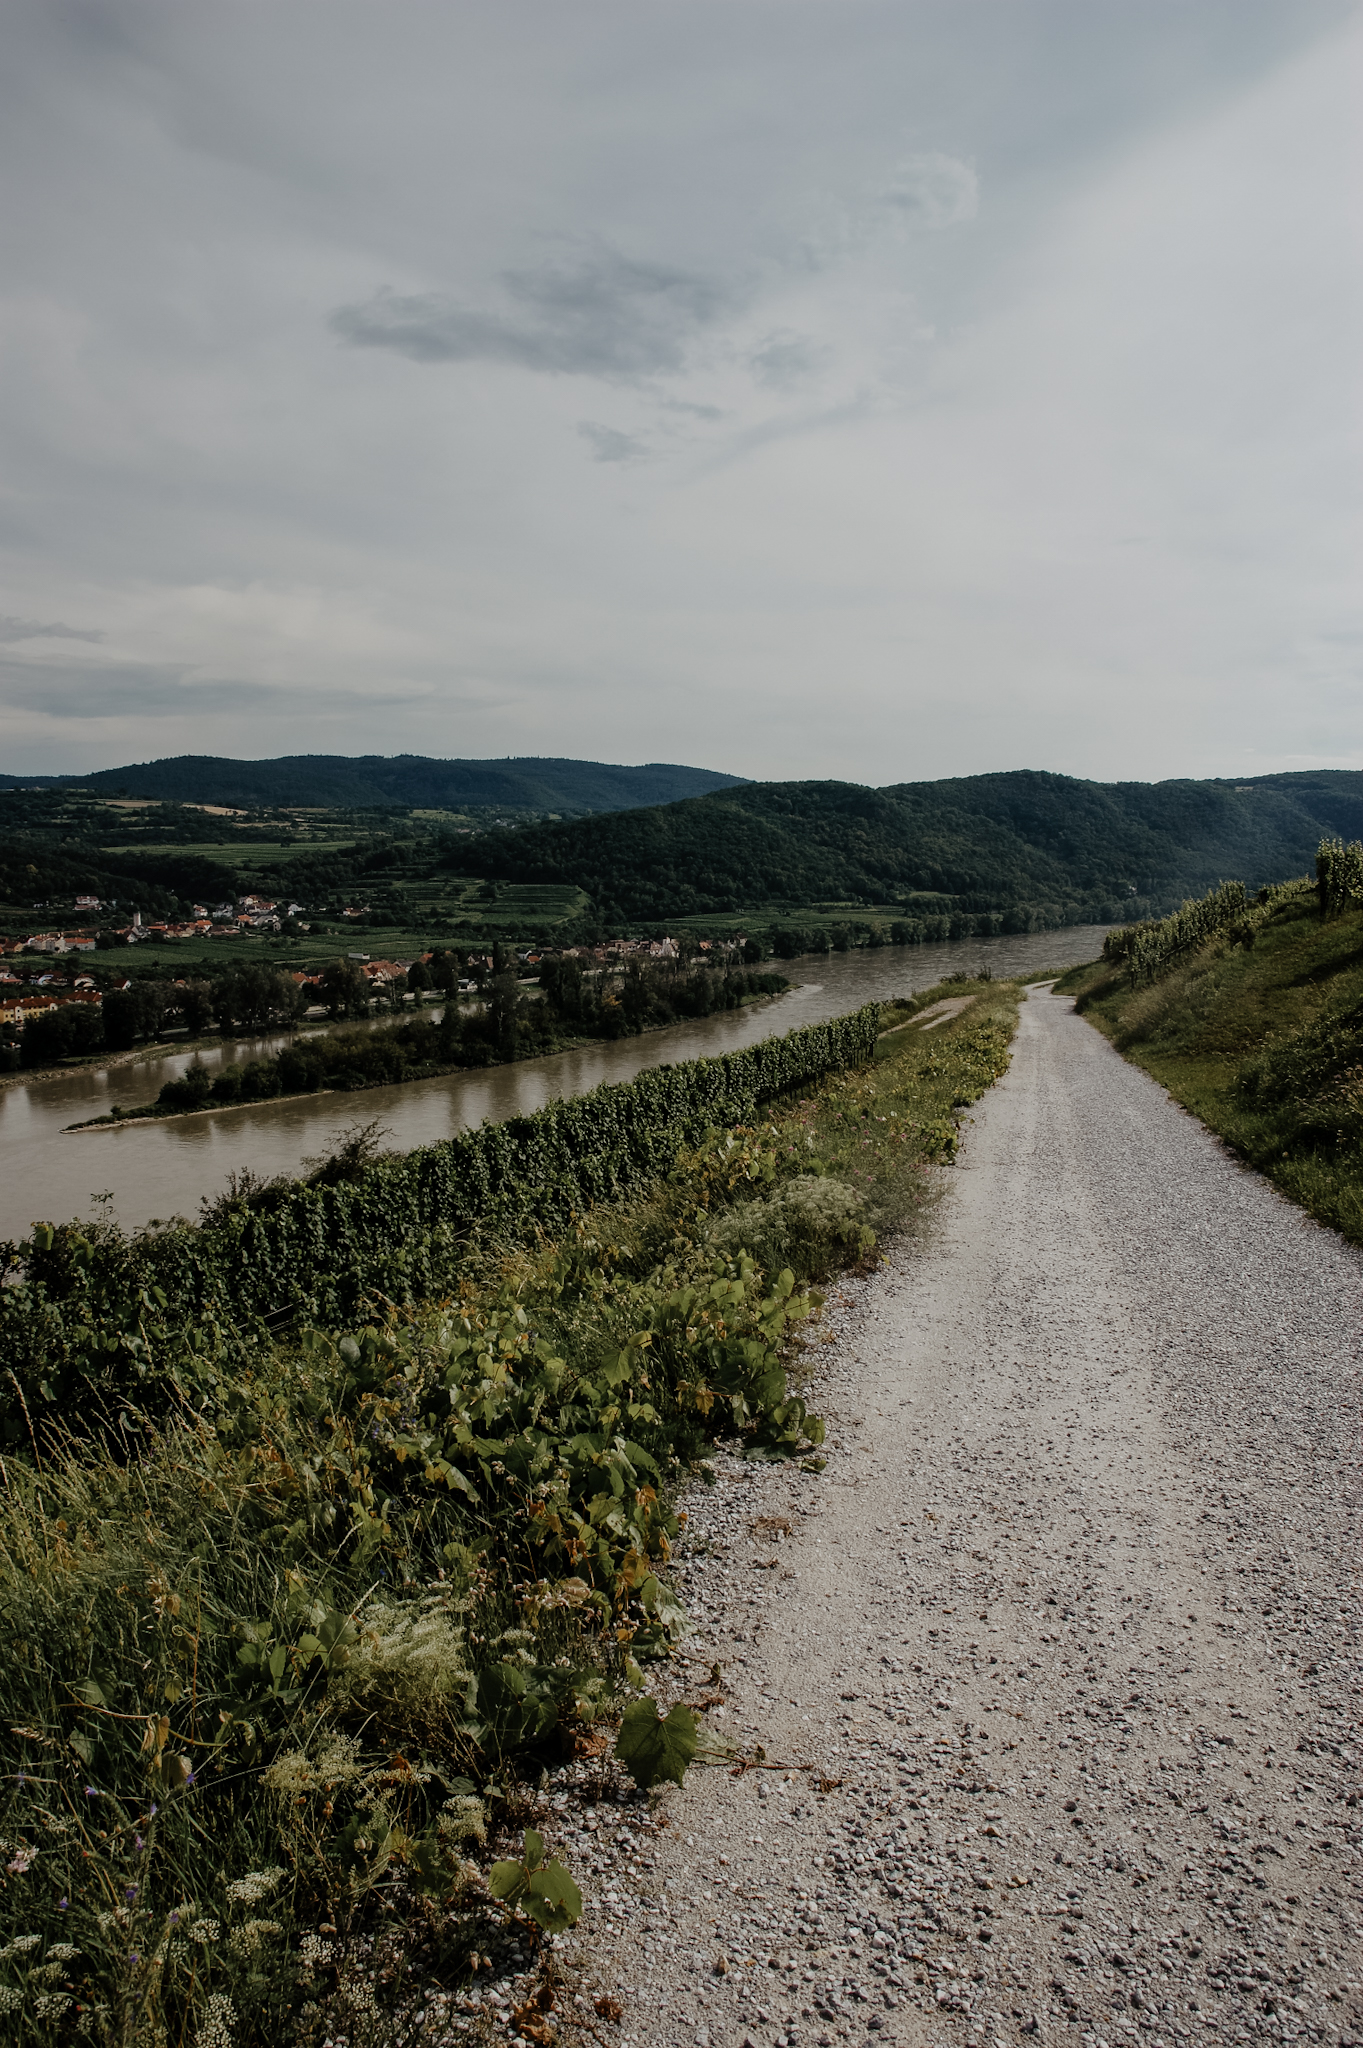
[567,988,1362,2048]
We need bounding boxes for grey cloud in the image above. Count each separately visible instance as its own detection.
[657,396,725,421]
[0,615,103,644]
[0,657,282,719]
[748,331,829,388]
[332,242,733,381]
[577,422,650,464]
[875,153,979,232]
[800,151,981,268]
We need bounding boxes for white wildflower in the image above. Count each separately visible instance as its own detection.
[0,1987,25,2015]
[341,1598,469,1717]
[222,1867,285,1907]
[188,1920,220,1945]
[167,1939,190,1966]
[0,1934,41,1960]
[437,1794,487,1846]
[297,1933,333,1972]
[262,1733,365,1798]
[34,1992,73,2021]
[46,1943,80,1964]
[195,1991,236,2048]
[32,1961,68,1986]
[228,1919,282,1960]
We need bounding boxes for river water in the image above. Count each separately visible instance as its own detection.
[0,926,1109,1240]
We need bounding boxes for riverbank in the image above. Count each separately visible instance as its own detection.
[0,926,1113,1249]
[60,984,792,1132]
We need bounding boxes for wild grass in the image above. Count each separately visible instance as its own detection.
[0,981,1019,2046]
[1062,888,1363,1245]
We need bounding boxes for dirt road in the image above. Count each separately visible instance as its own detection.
[566,986,1362,2048]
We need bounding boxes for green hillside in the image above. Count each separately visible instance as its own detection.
[440,768,1363,925]
[1058,851,1363,1244]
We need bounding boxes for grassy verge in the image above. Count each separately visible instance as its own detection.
[0,979,1016,2046]
[1058,883,1363,1244]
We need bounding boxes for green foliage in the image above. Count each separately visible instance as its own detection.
[486,1829,583,1932]
[437,768,1363,928]
[1076,886,1363,1246]
[2,1006,881,1426]
[0,983,1023,2043]
[1317,836,1363,917]
[614,1698,699,1790]
[1101,879,1255,985]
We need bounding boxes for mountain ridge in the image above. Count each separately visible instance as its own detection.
[0,753,746,815]
[439,767,1363,924]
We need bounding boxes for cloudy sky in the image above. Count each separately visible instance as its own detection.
[1,0,1360,786]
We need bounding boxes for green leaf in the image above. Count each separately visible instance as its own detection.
[614,1697,698,1790]
[523,1828,545,1871]
[487,1858,528,1905]
[525,1859,582,1932]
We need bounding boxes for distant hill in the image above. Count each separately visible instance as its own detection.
[440,768,1363,924]
[0,754,745,815]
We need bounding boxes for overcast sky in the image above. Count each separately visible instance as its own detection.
[1,0,1360,786]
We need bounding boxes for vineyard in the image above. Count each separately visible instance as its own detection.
[4,1006,879,1420]
[0,982,1020,2046]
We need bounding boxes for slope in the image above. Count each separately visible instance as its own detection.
[440,767,1363,924]
[1060,872,1363,1244]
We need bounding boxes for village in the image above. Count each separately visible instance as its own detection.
[0,890,739,1051]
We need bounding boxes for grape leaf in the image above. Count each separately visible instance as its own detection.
[525,1860,583,1932]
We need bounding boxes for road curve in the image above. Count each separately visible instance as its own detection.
[575,986,1362,2048]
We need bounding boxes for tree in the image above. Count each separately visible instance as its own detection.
[21,1003,105,1066]
[486,970,520,1059]
[538,955,586,1023]
[215,966,306,1032]
[178,981,215,1034]
[101,982,168,1050]
[318,958,370,1020]
[407,958,433,994]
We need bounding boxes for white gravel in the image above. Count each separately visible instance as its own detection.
[560,987,1362,2048]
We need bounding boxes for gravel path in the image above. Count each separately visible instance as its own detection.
[560,987,1362,2048]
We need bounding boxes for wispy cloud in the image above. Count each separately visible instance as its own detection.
[875,153,979,232]
[577,421,650,464]
[747,330,830,389]
[0,615,104,645]
[332,241,733,382]
[0,657,279,719]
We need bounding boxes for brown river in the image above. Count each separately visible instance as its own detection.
[0,928,1109,1241]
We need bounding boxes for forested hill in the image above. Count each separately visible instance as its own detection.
[441,769,1363,925]
[0,754,743,815]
